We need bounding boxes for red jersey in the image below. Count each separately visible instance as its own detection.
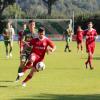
[30,36,55,59]
[18,30,24,41]
[83,29,97,45]
[76,30,84,41]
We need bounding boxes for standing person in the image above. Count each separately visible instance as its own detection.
[16,20,37,81]
[3,21,15,59]
[83,22,98,69]
[76,26,84,53]
[18,27,56,87]
[63,24,73,52]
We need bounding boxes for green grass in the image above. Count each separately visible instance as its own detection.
[0,41,100,100]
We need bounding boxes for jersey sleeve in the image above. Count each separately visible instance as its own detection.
[83,30,87,36]
[94,29,97,36]
[47,38,56,49]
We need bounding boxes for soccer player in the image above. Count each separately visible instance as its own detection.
[76,26,84,53]
[63,24,73,52]
[83,22,98,69]
[18,27,56,86]
[3,21,15,59]
[16,20,37,81]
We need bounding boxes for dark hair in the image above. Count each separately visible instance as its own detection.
[28,19,35,24]
[87,21,93,25]
[38,27,45,33]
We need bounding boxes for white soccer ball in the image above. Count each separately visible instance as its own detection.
[36,62,45,71]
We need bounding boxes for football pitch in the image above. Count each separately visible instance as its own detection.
[0,41,100,100]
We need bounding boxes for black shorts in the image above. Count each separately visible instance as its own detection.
[21,51,30,62]
[4,40,11,46]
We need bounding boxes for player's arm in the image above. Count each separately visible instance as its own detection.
[21,30,26,42]
[83,30,88,39]
[94,29,98,39]
[2,29,6,37]
[12,28,15,35]
[23,40,31,47]
[10,28,14,40]
[70,28,74,36]
[47,39,56,53]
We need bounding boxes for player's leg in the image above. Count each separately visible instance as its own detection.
[18,53,36,77]
[88,46,95,69]
[85,51,93,69]
[15,54,27,81]
[80,42,83,53]
[77,41,79,53]
[64,39,68,52]
[86,52,93,69]
[85,52,89,69]
[85,45,90,69]
[22,67,37,87]
[16,61,26,81]
[4,41,9,58]
[67,37,71,52]
[9,41,13,57]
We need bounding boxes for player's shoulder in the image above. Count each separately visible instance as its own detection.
[92,28,96,32]
[84,29,88,32]
[43,36,49,40]
[44,36,52,43]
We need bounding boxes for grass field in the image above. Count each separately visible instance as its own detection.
[0,41,100,100]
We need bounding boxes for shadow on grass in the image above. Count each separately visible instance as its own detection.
[81,56,100,60]
[0,80,13,82]
[93,56,100,60]
[0,86,8,88]
[12,93,100,100]
[0,80,13,88]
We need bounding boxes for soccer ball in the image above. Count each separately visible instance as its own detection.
[36,62,45,71]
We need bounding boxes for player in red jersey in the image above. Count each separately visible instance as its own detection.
[18,23,27,54]
[18,27,56,86]
[76,26,84,53]
[83,22,98,69]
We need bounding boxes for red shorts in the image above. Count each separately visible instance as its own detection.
[29,53,44,68]
[77,39,82,44]
[86,44,95,54]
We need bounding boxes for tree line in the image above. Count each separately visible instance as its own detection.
[0,0,100,34]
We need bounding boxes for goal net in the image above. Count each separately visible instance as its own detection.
[1,18,73,41]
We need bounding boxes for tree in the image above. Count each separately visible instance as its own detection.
[43,0,57,15]
[0,0,15,18]
[3,3,25,18]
